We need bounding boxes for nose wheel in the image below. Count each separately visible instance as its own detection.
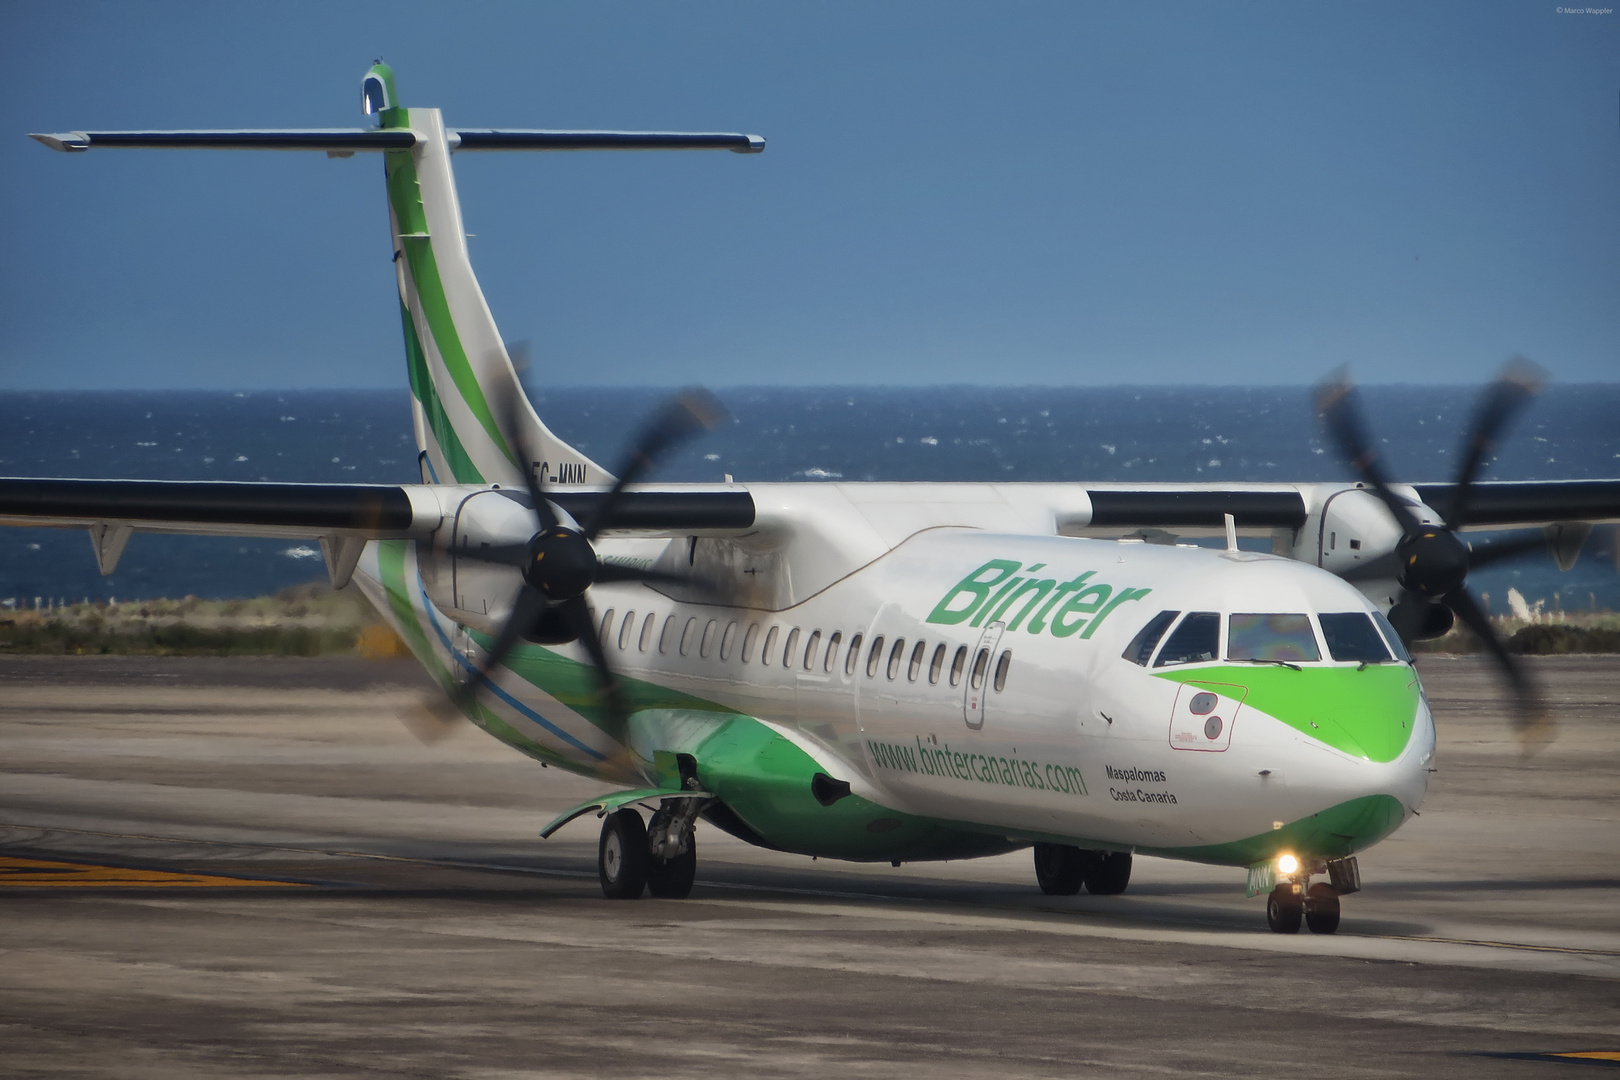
[1305,882,1341,934]
[1266,879,1344,934]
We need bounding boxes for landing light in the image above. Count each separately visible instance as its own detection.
[1277,854,1299,875]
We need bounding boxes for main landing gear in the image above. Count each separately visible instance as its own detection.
[1265,857,1357,934]
[1032,843,1132,896]
[597,800,702,900]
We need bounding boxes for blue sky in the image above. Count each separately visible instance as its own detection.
[1,1,1615,389]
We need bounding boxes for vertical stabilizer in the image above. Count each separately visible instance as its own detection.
[372,64,609,488]
[29,62,762,489]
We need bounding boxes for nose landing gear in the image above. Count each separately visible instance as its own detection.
[1265,856,1357,933]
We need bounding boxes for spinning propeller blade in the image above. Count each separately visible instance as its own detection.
[1315,360,1556,748]
[405,353,725,747]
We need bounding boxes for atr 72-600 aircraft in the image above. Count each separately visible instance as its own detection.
[8,65,1620,933]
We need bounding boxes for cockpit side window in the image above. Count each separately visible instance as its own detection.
[1122,610,1180,666]
[1153,612,1220,667]
[1320,612,1393,663]
[1371,609,1412,662]
[1228,613,1321,662]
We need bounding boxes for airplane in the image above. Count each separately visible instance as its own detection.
[7,63,1620,934]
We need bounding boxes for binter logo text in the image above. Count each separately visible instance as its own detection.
[926,559,1151,640]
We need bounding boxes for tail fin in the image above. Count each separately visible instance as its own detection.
[32,62,764,490]
[370,64,592,488]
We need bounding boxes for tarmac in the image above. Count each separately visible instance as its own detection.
[1,652,1617,1078]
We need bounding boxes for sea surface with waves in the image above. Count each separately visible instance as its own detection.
[2,385,1617,608]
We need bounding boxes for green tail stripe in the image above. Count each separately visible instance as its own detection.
[380,117,515,471]
[398,234,515,468]
[399,299,481,483]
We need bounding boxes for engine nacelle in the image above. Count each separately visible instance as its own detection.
[419,488,561,637]
[1291,484,1445,609]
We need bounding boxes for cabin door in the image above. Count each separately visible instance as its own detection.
[963,622,1005,730]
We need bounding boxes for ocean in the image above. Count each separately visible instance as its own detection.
[2,385,1617,608]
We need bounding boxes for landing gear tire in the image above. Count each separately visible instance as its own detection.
[1084,851,1132,895]
[1033,843,1086,895]
[1305,882,1341,934]
[1267,884,1303,934]
[647,836,697,899]
[599,808,649,899]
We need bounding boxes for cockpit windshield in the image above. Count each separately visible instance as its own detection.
[1227,613,1320,663]
[1152,612,1220,667]
[1126,607,1411,668]
[1319,612,1394,663]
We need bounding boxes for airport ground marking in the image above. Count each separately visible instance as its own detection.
[0,855,310,888]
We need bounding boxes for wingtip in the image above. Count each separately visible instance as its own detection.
[29,131,90,153]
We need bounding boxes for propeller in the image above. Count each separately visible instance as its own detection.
[1314,358,1554,747]
[405,353,726,745]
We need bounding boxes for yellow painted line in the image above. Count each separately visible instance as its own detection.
[0,856,308,888]
[1550,1052,1620,1062]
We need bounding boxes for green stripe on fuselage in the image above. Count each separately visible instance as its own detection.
[1144,793,1407,865]
[1155,664,1420,762]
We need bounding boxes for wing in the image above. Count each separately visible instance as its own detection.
[0,477,754,586]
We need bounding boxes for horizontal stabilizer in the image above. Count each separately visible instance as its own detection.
[30,128,765,154]
[29,129,417,152]
[450,129,764,153]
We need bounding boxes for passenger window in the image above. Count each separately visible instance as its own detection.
[639,613,656,652]
[680,617,698,657]
[741,623,759,662]
[929,643,946,684]
[908,640,926,681]
[618,610,636,651]
[804,630,822,670]
[845,633,863,675]
[762,626,779,666]
[1154,612,1220,667]
[1319,612,1392,663]
[783,628,801,667]
[599,608,615,644]
[824,631,843,673]
[887,638,906,680]
[993,650,1011,692]
[950,645,968,686]
[1372,610,1412,662]
[720,621,739,661]
[1228,613,1320,663]
[1123,610,1180,666]
[659,614,677,654]
[867,635,886,677]
[970,647,990,689]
